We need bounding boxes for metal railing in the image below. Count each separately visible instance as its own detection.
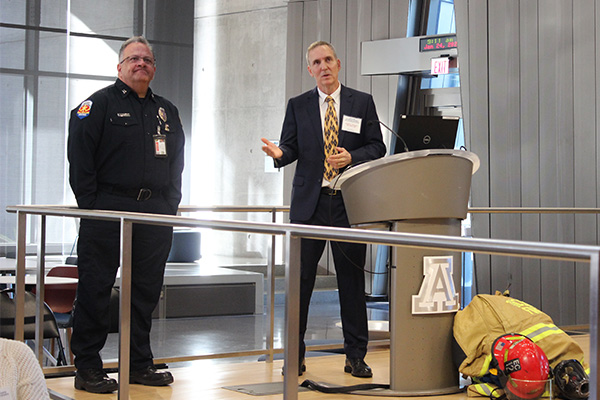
[5,204,600,400]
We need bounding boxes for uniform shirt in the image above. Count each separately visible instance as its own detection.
[67,79,185,215]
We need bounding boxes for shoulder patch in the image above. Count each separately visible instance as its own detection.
[77,100,93,119]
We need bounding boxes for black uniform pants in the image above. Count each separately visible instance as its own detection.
[71,216,172,371]
[293,191,369,361]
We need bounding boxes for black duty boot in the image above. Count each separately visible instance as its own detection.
[74,368,119,393]
[130,365,174,386]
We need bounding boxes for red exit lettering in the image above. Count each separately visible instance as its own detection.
[431,57,450,75]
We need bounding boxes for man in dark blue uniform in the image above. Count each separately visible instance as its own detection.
[261,41,386,377]
[67,36,185,393]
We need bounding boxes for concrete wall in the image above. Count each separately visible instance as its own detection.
[191,1,288,258]
[189,0,411,265]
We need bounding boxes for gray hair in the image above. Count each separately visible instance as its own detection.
[118,36,155,63]
[305,40,338,66]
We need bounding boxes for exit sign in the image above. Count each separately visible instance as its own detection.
[431,57,450,75]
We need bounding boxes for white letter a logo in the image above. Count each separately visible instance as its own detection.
[411,256,459,314]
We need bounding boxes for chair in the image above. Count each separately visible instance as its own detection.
[0,288,67,366]
[44,265,78,364]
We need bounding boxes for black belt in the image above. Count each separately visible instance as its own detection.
[98,184,158,201]
[320,187,339,196]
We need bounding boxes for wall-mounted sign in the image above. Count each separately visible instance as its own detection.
[431,57,450,75]
[420,34,457,52]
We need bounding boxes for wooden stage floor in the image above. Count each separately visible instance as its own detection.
[44,333,590,400]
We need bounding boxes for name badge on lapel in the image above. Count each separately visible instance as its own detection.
[342,115,362,134]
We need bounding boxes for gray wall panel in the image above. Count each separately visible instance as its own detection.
[373,0,390,39]
[302,2,320,91]
[539,0,576,324]
[387,1,409,130]
[371,0,391,127]
[537,0,561,320]
[519,0,542,307]
[457,0,600,325]
[345,0,372,93]
[286,2,306,101]
[573,0,595,323]
[284,2,306,208]
[318,0,332,41]
[456,0,492,295]
[372,76,390,129]
[331,0,348,83]
[390,0,410,38]
[488,0,523,298]
[597,0,600,253]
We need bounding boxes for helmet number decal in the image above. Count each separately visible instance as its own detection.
[504,358,522,374]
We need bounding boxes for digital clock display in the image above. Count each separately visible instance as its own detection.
[420,35,458,52]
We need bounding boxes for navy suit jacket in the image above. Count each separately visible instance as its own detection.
[276,85,386,222]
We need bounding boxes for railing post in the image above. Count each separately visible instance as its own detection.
[117,218,133,399]
[283,232,300,400]
[35,215,46,364]
[266,208,277,363]
[14,211,27,342]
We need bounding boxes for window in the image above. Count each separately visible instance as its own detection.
[421,0,459,89]
[0,0,137,254]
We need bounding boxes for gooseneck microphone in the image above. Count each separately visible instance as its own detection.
[367,120,410,153]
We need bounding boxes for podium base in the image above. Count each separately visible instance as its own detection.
[389,218,462,394]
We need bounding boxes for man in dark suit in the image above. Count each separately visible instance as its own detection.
[261,40,386,377]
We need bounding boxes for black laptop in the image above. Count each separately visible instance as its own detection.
[393,115,459,154]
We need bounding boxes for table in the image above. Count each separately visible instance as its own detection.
[0,256,66,274]
[0,276,78,285]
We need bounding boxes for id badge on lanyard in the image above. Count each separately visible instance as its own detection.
[154,107,169,157]
[154,127,167,158]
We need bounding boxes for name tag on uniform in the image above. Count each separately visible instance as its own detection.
[154,134,167,157]
[342,115,362,134]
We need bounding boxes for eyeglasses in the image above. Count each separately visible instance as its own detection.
[120,55,155,66]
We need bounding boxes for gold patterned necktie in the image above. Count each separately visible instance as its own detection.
[323,96,339,181]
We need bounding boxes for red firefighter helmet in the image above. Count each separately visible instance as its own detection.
[491,334,551,400]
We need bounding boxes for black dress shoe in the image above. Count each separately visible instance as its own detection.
[74,368,119,393]
[281,358,306,376]
[130,365,174,386]
[344,358,373,378]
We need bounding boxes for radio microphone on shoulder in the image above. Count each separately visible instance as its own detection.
[367,120,409,153]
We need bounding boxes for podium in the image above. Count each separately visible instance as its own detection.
[335,149,480,395]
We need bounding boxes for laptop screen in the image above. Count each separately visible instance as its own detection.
[393,115,459,154]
